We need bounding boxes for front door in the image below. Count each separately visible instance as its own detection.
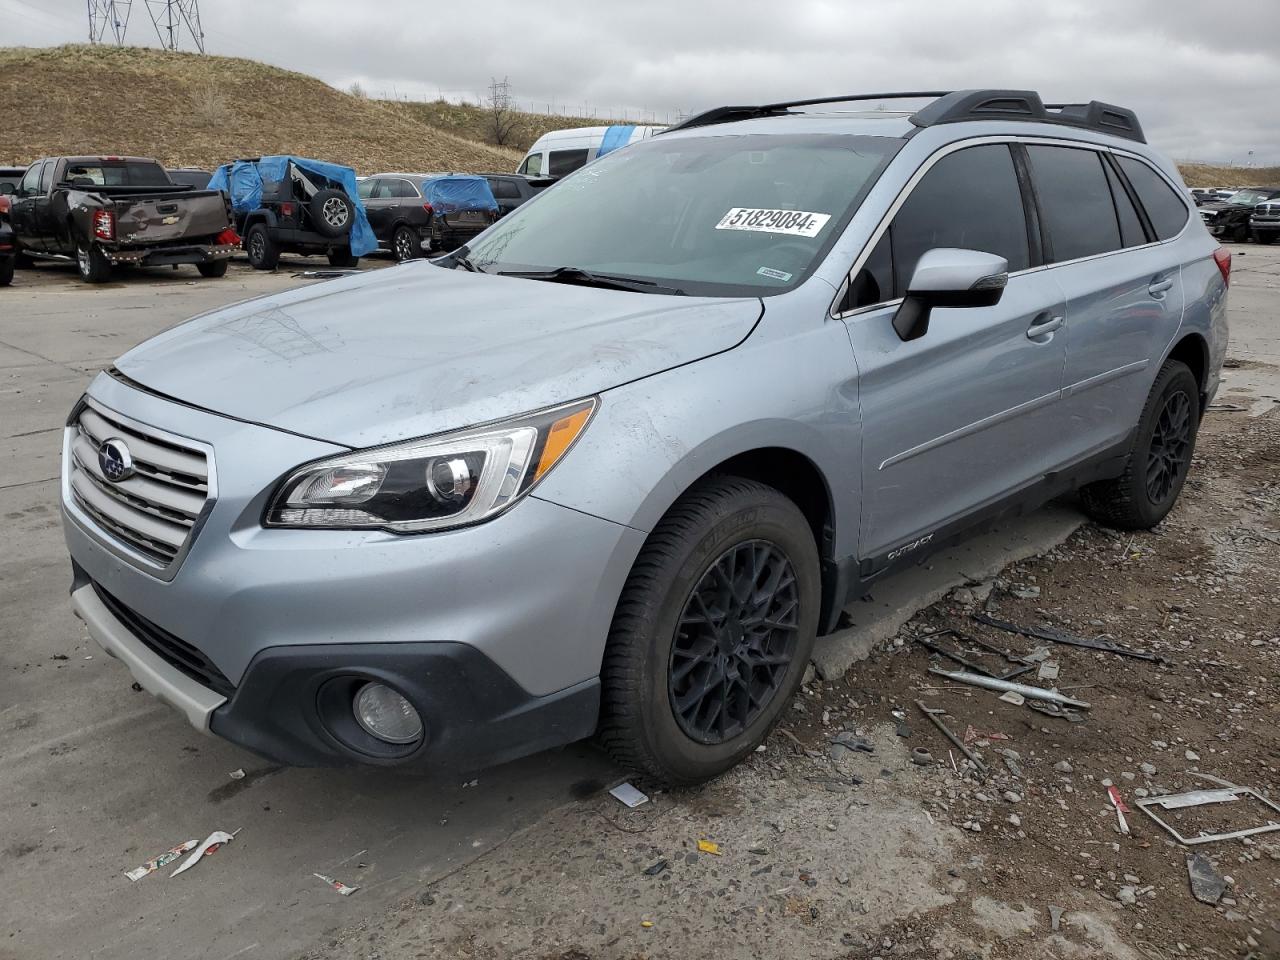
[8,162,45,252]
[838,143,1071,572]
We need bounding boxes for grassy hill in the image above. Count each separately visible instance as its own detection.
[1179,163,1280,188]
[381,99,612,154]
[0,45,522,173]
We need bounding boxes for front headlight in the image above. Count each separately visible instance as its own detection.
[266,398,596,532]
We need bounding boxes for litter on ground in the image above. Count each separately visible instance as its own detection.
[314,872,359,896]
[170,829,240,878]
[609,782,650,808]
[125,839,197,881]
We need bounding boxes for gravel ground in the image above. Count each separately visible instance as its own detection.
[302,384,1279,959]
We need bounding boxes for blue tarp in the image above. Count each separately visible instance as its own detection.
[419,175,498,215]
[596,124,636,158]
[209,156,377,256]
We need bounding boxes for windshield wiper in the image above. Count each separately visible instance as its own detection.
[437,245,483,273]
[498,266,684,295]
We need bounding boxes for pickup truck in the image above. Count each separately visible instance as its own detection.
[6,156,239,283]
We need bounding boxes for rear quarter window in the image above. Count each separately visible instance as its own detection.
[1027,146,1122,263]
[1116,157,1190,240]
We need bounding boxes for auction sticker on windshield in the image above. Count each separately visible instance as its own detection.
[716,208,831,238]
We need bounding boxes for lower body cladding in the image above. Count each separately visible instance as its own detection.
[105,242,239,267]
[62,386,645,769]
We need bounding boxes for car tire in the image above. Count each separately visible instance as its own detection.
[1254,232,1275,245]
[599,476,820,787]
[392,225,420,262]
[0,256,13,287]
[14,251,34,269]
[1079,360,1200,530]
[75,243,112,283]
[245,224,279,271]
[196,259,229,278]
[327,248,359,268]
[310,190,354,239]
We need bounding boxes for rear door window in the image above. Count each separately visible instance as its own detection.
[889,144,1030,298]
[488,178,521,200]
[1027,146,1122,263]
[1103,160,1147,248]
[1116,157,1191,240]
[548,149,589,177]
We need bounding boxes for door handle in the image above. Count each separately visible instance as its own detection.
[1026,311,1064,340]
[1149,277,1174,296]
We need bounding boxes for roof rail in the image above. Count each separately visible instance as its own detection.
[661,89,1146,143]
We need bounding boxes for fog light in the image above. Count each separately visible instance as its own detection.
[353,682,423,744]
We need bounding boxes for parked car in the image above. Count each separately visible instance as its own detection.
[1188,187,1229,206]
[1249,197,1280,244]
[416,174,499,252]
[59,89,1225,785]
[1198,186,1280,241]
[166,168,213,189]
[358,173,437,261]
[517,124,665,178]
[7,156,238,282]
[210,156,376,270]
[480,172,554,218]
[0,165,26,195]
[0,216,14,286]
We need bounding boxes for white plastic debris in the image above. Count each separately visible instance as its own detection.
[314,872,359,896]
[229,769,246,780]
[998,691,1026,706]
[609,782,650,808]
[125,839,197,881]
[170,829,239,877]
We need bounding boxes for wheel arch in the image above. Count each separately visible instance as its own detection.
[1164,332,1210,411]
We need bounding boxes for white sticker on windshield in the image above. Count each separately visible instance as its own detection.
[757,266,793,282]
[716,208,831,238]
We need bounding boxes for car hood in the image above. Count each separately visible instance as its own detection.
[1200,202,1250,215]
[115,263,763,448]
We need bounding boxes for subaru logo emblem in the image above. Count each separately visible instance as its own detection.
[98,437,134,483]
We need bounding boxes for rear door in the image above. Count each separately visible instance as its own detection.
[487,177,523,217]
[841,142,1070,568]
[1025,145,1187,458]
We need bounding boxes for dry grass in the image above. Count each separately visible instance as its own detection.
[381,99,617,153]
[1179,162,1280,188]
[0,45,522,174]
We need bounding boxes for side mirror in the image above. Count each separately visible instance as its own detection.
[892,248,1009,342]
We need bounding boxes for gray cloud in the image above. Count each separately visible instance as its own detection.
[5,0,1279,163]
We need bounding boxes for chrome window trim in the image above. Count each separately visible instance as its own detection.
[61,395,219,584]
[829,135,1196,322]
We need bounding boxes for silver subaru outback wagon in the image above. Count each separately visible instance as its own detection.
[62,90,1228,785]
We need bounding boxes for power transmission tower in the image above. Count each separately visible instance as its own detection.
[87,0,133,46]
[144,0,205,52]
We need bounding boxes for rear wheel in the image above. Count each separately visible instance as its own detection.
[1080,360,1200,530]
[327,248,359,268]
[196,259,229,278]
[245,224,279,271]
[392,225,420,262]
[76,243,112,283]
[599,476,820,786]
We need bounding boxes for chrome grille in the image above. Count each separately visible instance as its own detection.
[65,400,211,569]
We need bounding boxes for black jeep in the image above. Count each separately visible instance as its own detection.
[212,157,372,270]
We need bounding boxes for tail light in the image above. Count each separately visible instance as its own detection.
[0,196,9,215]
[214,228,240,246]
[92,209,116,241]
[422,203,433,214]
[1213,246,1231,287]
[280,202,295,218]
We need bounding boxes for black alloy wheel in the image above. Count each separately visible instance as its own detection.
[1145,389,1192,505]
[668,539,801,744]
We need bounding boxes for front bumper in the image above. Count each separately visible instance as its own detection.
[106,242,238,267]
[62,375,645,767]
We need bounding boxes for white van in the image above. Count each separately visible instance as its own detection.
[517,124,665,178]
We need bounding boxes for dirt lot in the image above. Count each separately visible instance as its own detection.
[306,330,1280,956]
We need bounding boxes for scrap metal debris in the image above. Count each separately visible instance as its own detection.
[1135,785,1280,845]
[609,782,649,808]
[1048,904,1064,932]
[125,839,197,881]
[926,668,1091,709]
[1027,700,1087,723]
[170,829,239,878]
[998,691,1026,706]
[1185,854,1226,904]
[1107,785,1131,835]
[914,700,987,777]
[914,629,1036,681]
[972,612,1163,663]
[314,872,359,896]
[643,858,669,877]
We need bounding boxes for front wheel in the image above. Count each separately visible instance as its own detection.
[327,248,359,268]
[196,259,229,278]
[392,225,420,262]
[76,243,112,283]
[1254,232,1275,245]
[1080,360,1200,530]
[599,476,820,787]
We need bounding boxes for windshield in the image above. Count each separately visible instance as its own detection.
[467,132,901,296]
[1227,189,1273,206]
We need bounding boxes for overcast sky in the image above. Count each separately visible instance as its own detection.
[4,0,1279,164]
